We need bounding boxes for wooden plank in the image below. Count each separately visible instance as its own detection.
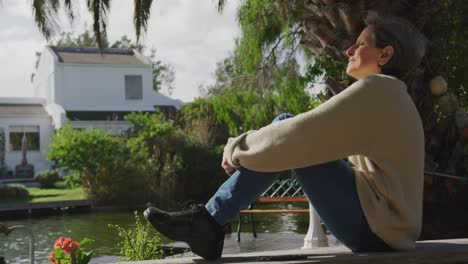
[162,233,330,256]
[240,209,309,213]
[115,238,468,264]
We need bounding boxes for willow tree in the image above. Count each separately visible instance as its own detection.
[27,0,468,237]
[225,0,468,210]
[227,0,468,239]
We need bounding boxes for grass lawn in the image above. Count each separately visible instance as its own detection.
[0,182,88,205]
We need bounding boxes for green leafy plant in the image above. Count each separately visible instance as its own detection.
[49,237,93,264]
[36,170,60,188]
[46,113,226,207]
[63,172,81,189]
[108,211,165,261]
[46,124,132,203]
[0,184,29,200]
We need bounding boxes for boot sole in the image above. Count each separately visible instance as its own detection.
[143,208,224,260]
[190,235,224,260]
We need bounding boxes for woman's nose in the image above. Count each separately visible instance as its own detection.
[346,45,355,57]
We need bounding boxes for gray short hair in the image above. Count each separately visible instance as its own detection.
[364,11,428,79]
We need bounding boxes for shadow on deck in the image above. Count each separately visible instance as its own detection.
[107,236,468,263]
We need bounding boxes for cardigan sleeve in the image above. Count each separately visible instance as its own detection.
[223,75,404,172]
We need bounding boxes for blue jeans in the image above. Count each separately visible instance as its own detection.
[205,113,393,252]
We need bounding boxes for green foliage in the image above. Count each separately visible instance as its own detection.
[125,111,176,157]
[150,49,176,95]
[303,55,349,87]
[236,1,280,73]
[63,172,82,189]
[195,1,322,137]
[46,124,132,203]
[46,125,125,175]
[183,87,318,137]
[0,184,29,200]
[108,211,165,261]
[272,60,317,114]
[125,112,226,207]
[124,112,184,207]
[178,99,230,147]
[179,98,215,122]
[235,0,301,74]
[194,58,321,136]
[46,113,226,207]
[211,89,273,136]
[177,133,226,201]
[55,29,107,48]
[36,170,60,188]
[0,186,86,204]
[199,55,238,96]
[110,35,143,50]
[434,0,468,107]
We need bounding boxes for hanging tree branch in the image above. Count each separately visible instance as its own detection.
[134,0,154,43]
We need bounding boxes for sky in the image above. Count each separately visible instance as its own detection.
[0,0,241,103]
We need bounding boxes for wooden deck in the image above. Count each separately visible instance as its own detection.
[223,232,339,255]
[107,236,468,263]
[161,232,340,256]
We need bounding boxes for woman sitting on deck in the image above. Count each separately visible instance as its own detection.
[144,11,428,261]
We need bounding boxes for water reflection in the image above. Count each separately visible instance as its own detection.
[0,210,136,263]
[0,205,308,263]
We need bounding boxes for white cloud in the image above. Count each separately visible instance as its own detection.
[0,0,240,102]
[2,0,32,18]
[0,0,47,97]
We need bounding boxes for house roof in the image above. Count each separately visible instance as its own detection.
[0,104,48,116]
[50,46,148,65]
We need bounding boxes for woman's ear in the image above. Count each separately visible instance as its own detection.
[378,45,394,66]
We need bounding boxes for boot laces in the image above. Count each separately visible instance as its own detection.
[179,200,204,236]
[180,200,202,211]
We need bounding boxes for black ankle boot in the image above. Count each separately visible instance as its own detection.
[143,204,224,260]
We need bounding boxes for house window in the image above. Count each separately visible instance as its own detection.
[125,75,143,100]
[9,126,40,151]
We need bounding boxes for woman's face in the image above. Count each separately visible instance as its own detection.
[346,26,383,79]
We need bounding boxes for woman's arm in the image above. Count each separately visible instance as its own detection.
[223,75,404,172]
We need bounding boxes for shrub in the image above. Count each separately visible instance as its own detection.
[36,170,60,188]
[46,113,227,207]
[0,184,29,200]
[125,112,226,209]
[63,172,81,189]
[46,124,131,202]
[108,211,165,261]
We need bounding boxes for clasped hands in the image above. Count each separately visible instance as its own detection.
[221,156,236,176]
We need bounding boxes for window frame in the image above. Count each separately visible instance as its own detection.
[125,75,143,100]
[9,125,41,152]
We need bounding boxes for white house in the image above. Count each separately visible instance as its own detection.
[0,46,182,178]
[0,97,54,175]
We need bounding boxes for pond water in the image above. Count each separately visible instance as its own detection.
[0,205,309,263]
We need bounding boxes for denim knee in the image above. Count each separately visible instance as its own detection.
[272,113,294,123]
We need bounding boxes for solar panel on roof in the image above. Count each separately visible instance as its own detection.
[52,46,134,55]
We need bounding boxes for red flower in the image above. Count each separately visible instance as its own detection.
[48,250,58,264]
[53,237,80,255]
